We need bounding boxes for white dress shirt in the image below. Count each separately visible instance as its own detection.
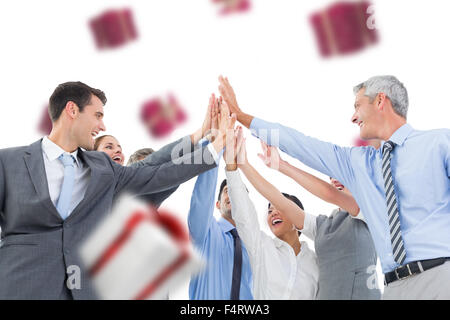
[226,170,319,300]
[42,137,90,218]
[300,209,365,240]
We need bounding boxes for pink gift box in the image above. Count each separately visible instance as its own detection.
[141,95,187,138]
[90,8,138,50]
[212,0,251,15]
[310,1,378,57]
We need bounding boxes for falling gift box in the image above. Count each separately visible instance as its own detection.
[212,0,251,15]
[90,8,138,50]
[141,94,187,138]
[310,1,378,58]
[38,105,52,135]
[79,195,203,300]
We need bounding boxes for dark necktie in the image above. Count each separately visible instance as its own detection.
[382,141,406,265]
[229,228,242,300]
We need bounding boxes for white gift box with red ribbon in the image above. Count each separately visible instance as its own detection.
[79,195,203,300]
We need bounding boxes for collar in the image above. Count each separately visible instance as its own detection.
[42,136,81,167]
[381,123,414,149]
[273,237,309,255]
[217,217,236,234]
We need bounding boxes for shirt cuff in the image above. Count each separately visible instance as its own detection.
[198,137,210,147]
[351,210,365,221]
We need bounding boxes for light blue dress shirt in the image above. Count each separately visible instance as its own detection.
[188,166,253,300]
[251,118,450,274]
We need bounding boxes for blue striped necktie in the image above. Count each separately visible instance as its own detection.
[56,153,76,220]
[382,141,406,265]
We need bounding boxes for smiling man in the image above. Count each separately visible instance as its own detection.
[219,75,450,300]
[188,166,253,300]
[0,81,228,299]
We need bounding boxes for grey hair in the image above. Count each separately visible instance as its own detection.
[126,148,155,166]
[353,75,409,118]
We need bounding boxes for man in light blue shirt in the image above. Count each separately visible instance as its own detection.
[218,75,450,299]
[188,163,253,300]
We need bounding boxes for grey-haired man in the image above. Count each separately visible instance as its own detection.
[219,75,450,299]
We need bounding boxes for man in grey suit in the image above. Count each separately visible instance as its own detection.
[0,81,232,299]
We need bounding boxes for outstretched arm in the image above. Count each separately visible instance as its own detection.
[218,75,357,192]
[258,141,360,216]
[235,128,305,230]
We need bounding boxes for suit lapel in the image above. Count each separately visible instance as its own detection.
[23,139,62,221]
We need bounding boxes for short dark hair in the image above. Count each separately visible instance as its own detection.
[218,179,227,202]
[217,178,249,202]
[48,81,107,122]
[268,193,304,210]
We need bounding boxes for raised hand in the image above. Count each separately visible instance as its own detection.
[236,126,248,166]
[218,75,241,116]
[191,94,220,145]
[257,141,281,170]
[218,99,236,135]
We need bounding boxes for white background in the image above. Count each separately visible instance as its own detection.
[1,0,449,299]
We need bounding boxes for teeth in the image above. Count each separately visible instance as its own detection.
[272,219,282,225]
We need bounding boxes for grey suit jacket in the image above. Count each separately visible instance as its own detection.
[315,209,381,300]
[0,137,216,299]
[131,135,195,208]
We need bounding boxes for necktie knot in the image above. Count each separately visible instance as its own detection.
[383,141,395,155]
[229,228,239,239]
[59,154,75,168]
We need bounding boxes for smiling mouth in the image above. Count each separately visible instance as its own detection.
[112,156,122,163]
[272,219,283,226]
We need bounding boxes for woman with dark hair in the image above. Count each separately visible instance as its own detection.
[224,127,319,300]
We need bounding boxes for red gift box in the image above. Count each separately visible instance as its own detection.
[38,105,52,135]
[310,1,378,58]
[90,8,138,50]
[141,95,187,138]
[212,0,251,15]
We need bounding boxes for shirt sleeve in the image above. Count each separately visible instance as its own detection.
[250,117,359,194]
[298,212,318,240]
[187,167,219,248]
[226,170,263,261]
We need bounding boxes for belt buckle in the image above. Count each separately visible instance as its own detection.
[394,264,413,281]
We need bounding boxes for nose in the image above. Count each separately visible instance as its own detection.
[99,121,106,132]
[351,112,358,124]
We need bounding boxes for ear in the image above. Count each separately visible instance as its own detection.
[215,201,220,210]
[376,93,387,111]
[64,101,80,120]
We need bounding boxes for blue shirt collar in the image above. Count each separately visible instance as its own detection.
[382,123,414,148]
[217,217,235,233]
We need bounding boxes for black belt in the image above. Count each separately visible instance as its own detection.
[384,257,450,285]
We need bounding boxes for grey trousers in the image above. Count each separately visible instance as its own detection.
[383,261,450,300]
